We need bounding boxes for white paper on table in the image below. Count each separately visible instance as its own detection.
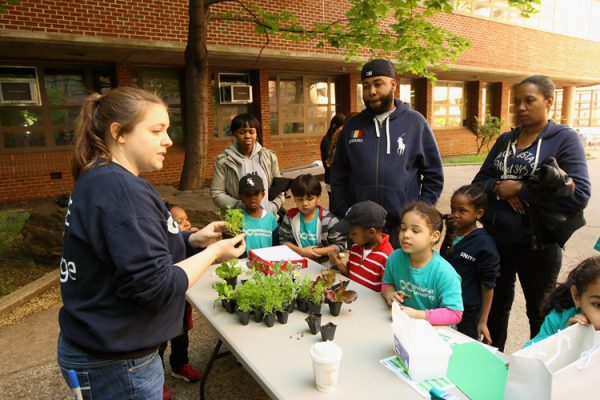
[380,355,456,398]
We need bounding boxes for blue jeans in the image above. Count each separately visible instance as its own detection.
[57,334,164,400]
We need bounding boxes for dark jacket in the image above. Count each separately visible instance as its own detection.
[330,99,443,224]
[472,121,591,246]
[59,162,190,354]
[441,228,500,307]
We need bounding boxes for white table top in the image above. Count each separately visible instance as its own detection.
[187,259,448,399]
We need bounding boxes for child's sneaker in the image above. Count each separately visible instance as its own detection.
[162,384,172,400]
[171,364,201,383]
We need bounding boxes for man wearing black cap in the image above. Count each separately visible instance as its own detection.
[330,58,444,248]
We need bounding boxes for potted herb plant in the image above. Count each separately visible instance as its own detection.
[307,280,326,315]
[215,258,242,288]
[233,283,252,325]
[212,281,236,314]
[325,281,358,316]
[260,282,278,328]
[217,206,245,239]
[295,276,312,313]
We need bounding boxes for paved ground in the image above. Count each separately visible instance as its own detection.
[0,156,598,400]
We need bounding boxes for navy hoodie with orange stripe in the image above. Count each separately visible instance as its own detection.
[330,99,444,225]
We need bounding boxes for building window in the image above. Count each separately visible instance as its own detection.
[433,81,464,128]
[453,0,600,41]
[573,90,600,128]
[134,69,184,144]
[269,75,336,135]
[0,64,114,152]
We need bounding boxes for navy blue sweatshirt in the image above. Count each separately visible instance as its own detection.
[59,161,189,354]
[472,121,591,245]
[440,229,500,307]
[330,99,443,223]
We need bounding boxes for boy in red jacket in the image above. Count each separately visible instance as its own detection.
[330,201,393,292]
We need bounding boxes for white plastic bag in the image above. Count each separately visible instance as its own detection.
[504,323,600,400]
[390,302,452,381]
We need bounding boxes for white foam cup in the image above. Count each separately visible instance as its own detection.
[310,341,342,392]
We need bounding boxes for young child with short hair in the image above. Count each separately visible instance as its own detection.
[238,173,278,254]
[330,200,393,292]
[382,202,464,326]
[279,174,346,259]
[161,203,202,400]
[524,256,600,347]
[166,202,198,233]
[440,184,499,343]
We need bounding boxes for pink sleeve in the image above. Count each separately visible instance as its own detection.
[381,283,395,292]
[425,308,463,326]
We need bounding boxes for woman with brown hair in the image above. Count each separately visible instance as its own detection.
[57,87,245,399]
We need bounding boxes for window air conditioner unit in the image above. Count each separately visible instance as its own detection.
[0,79,41,105]
[219,84,253,104]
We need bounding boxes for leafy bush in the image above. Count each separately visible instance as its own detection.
[474,113,504,154]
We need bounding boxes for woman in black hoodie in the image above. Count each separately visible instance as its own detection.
[472,75,591,351]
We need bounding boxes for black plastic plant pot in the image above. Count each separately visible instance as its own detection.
[328,301,342,317]
[276,310,289,324]
[263,312,276,327]
[320,322,337,341]
[222,231,235,240]
[287,300,295,313]
[305,313,322,335]
[296,298,309,313]
[307,301,323,315]
[223,299,237,314]
[253,309,265,323]
[237,310,251,326]
[225,276,238,288]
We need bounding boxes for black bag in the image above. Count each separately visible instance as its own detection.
[528,208,586,250]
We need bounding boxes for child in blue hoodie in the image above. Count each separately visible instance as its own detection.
[441,185,499,343]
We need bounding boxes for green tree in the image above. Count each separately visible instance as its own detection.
[179,0,540,189]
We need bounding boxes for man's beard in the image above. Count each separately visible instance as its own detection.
[364,88,395,115]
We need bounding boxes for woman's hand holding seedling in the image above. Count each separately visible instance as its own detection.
[189,221,226,248]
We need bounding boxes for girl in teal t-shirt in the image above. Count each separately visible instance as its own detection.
[525,256,600,347]
[382,202,463,326]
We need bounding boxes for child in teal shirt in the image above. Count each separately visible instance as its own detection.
[238,174,278,254]
[525,256,600,347]
[382,202,463,326]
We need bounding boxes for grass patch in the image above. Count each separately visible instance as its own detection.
[0,209,52,298]
[442,153,488,165]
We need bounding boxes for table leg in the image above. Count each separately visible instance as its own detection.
[199,339,232,400]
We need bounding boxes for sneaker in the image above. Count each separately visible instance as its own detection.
[163,384,172,400]
[171,364,201,383]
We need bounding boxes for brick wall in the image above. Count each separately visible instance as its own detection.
[434,127,480,156]
[3,1,600,202]
[2,1,599,78]
[0,151,74,202]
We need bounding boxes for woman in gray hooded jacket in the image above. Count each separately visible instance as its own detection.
[211,113,285,215]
